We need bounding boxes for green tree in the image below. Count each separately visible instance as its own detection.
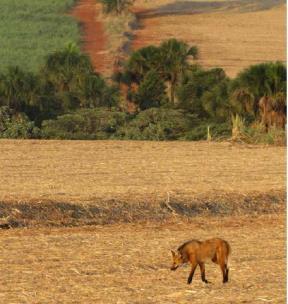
[125,45,162,84]
[42,43,93,94]
[41,43,118,111]
[201,79,231,121]
[0,66,39,112]
[230,62,286,117]
[135,70,167,110]
[159,39,198,104]
[177,67,228,117]
[120,40,197,107]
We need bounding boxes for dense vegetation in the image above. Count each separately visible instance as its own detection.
[0,38,286,143]
[0,0,79,72]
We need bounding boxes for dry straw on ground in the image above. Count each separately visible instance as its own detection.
[0,140,285,303]
[0,140,285,203]
[0,214,285,303]
[0,1,286,302]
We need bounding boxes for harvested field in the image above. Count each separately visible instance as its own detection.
[0,140,285,227]
[0,214,285,303]
[132,0,286,77]
[0,140,285,203]
[1,1,286,302]
[0,140,285,302]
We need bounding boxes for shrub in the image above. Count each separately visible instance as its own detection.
[229,117,286,145]
[0,107,40,139]
[184,122,231,141]
[116,108,192,140]
[101,0,134,15]
[41,108,128,139]
[244,123,286,145]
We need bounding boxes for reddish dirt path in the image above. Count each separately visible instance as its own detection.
[71,0,112,76]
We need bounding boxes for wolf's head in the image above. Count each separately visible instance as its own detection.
[170,250,184,271]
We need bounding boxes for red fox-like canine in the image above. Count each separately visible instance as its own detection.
[170,238,231,284]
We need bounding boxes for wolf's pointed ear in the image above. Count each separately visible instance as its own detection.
[171,250,175,257]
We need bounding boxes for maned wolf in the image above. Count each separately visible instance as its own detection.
[170,238,231,284]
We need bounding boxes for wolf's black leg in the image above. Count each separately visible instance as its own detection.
[187,263,197,284]
[199,262,210,283]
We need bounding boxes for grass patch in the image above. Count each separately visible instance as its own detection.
[230,117,286,145]
[0,0,80,72]
[245,123,287,146]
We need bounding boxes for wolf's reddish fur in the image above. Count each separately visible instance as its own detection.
[171,238,231,284]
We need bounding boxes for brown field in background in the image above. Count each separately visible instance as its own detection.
[67,0,285,78]
[132,0,286,77]
[0,140,285,203]
[0,214,285,303]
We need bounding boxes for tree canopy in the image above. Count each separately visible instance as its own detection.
[0,40,285,142]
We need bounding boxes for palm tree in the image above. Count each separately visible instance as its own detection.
[230,62,286,131]
[42,43,93,93]
[41,43,95,110]
[0,67,39,112]
[230,62,286,118]
[159,39,198,104]
[230,87,255,116]
[126,45,162,84]
[118,46,163,108]
[78,74,119,109]
[124,40,198,105]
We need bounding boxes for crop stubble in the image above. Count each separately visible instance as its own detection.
[0,140,285,302]
[0,140,285,203]
[0,214,285,303]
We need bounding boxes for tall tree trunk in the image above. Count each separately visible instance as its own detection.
[170,74,177,105]
[170,82,175,105]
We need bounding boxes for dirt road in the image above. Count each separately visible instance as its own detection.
[71,0,112,76]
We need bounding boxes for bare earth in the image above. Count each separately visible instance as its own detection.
[70,0,113,76]
[0,215,285,303]
[132,0,286,77]
[0,140,285,203]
